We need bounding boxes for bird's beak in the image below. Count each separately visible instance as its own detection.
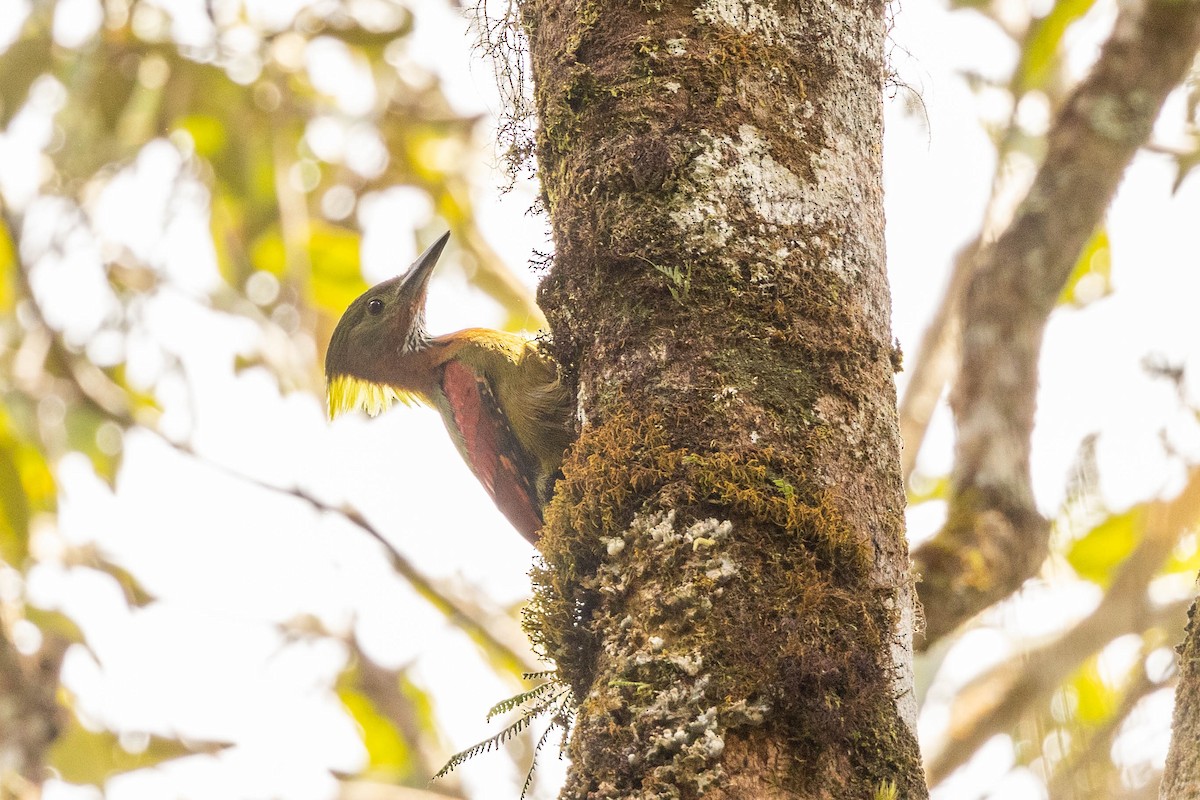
[398,231,451,302]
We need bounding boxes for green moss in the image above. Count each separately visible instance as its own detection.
[526,404,906,796]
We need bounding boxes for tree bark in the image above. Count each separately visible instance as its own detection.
[519,0,923,796]
[1162,598,1200,799]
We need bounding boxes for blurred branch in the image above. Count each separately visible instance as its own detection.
[0,205,155,429]
[0,623,68,794]
[897,0,1081,484]
[913,0,1200,649]
[925,468,1200,784]
[456,217,545,330]
[1046,646,1166,800]
[897,238,973,484]
[155,433,539,680]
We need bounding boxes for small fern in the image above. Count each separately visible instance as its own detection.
[486,680,561,720]
[435,672,576,798]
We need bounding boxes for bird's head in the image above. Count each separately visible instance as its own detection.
[324,231,450,419]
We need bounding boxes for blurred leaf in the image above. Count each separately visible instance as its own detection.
[0,34,55,126]
[48,713,227,786]
[64,406,122,484]
[0,410,55,567]
[322,28,408,56]
[174,62,277,235]
[0,215,16,313]
[308,222,368,313]
[1069,657,1118,724]
[175,113,228,159]
[89,559,155,608]
[24,606,87,646]
[1016,0,1098,93]
[397,671,437,736]
[1067,507,1145,586]
[1164,530,1200,576]
[52,42,142,177]
[0,437,31,566]
[250,227,287,277]
[1170,147,1200,194]
[338,683,412,778]
[907,474,949,506]
[1058,228,1112,308]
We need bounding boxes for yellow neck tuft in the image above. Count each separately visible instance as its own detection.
[326,373,420,420]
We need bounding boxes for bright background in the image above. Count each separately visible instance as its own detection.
[0,1,1197,799]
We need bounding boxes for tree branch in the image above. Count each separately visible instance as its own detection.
[0,624,67,791]
[897,238,975,483]
[157,434,540,679]
[913,0,1200,648]
[926,467,1200,784]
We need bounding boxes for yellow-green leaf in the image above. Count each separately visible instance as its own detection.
[249,227,287,277]
[308,222,367,313]
[1016,0,1098,94]
[907,474,950,506]
[90,559,155,609]
[0,410,54,567]
[48,714,227,786]
[175,113,228,159]
[65,406,123,485]
[1164,530,1200,576]
[1066,507,1144,586]
[0,217,16,313]
[1058,227,1112,308]
[0,437,30,566]
[338,685,412,776]
[1068,657,1118,725]
[24,606,87,646]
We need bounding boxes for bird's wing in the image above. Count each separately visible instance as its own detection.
[439,359,543,544]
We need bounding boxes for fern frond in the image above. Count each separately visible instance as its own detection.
[435,690,570,780]
[487,680,561,720]
[520,717,560,800]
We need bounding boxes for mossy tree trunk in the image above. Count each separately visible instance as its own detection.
[520,0,925,796]
[1162,600,1200,797]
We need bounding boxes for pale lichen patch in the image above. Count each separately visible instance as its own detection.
[694,0,789,44]
[573,507,747,796]
[670,124,864,281]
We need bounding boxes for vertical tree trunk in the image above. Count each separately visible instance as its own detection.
[1162,600,1200,798]
[520,0,924,796]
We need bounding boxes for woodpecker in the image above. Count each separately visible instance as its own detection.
[324,232,574,544]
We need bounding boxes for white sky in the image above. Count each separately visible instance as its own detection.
[3,0,1198,799]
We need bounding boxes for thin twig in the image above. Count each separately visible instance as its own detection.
[154,432,540,680]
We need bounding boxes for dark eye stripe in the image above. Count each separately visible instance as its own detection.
[367,298,384,315]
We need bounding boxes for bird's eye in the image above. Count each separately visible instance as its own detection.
[366,298,384,316]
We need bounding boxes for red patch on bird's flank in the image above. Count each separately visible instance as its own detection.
[440,360,543,543]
